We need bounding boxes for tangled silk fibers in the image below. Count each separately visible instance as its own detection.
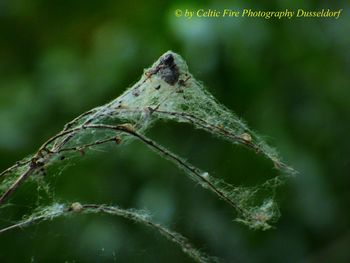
[0,51,296,231]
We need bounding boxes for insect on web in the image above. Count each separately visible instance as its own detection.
[0,51,296,233]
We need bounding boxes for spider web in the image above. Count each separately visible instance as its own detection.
[0,51,296,261]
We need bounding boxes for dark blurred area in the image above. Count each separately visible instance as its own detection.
[0,0,349,262]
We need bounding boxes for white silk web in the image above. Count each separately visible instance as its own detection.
[0,51,296,261]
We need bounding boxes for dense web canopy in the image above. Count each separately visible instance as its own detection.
[0,51,295,261]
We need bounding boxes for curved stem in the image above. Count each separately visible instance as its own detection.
[0,203,218,263]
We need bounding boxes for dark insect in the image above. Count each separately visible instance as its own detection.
[146,53,180,86]
[159,54,180,85]
[132,89,140,97]
[39,167,47,176]
[162,53,175,66]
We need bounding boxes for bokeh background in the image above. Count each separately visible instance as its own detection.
[0,0,349,262]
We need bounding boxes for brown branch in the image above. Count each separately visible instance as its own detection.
[110,107,293,172]
[55,136,121,153]
[0,202,218,263]
[0,159,31,178]
[0,161,40,204]
[0,125,122,205]
[0,122,246,218]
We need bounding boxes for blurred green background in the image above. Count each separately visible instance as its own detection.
[0,0,349,262]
